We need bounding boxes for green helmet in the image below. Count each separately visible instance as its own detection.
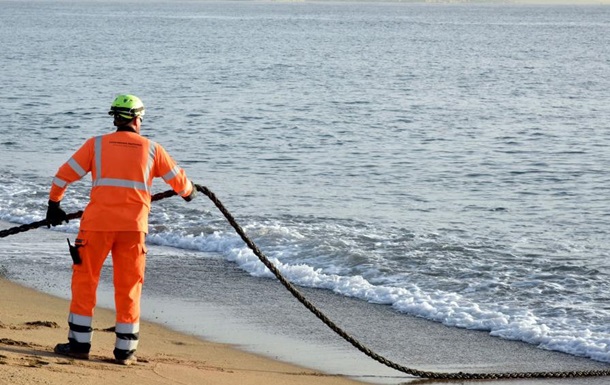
[108,94,145,120]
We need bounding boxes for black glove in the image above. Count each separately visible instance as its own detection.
[46,200,68,228]
[182,181,197,202]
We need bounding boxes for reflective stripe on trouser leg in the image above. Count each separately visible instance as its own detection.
[68,312,93,353]
[114,322,139,360]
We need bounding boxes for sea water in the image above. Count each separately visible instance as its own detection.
[1,0,609,377]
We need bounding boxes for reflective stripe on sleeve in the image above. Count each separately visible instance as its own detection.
[67,158,87,177]
[53,177,68,188]
[162,165,181,182]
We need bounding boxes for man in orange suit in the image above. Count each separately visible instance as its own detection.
[46,94,196,365]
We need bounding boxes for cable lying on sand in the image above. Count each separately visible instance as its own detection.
[2,184,610,379]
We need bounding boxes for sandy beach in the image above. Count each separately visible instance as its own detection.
[5,277,610,385]
[0,218,370,384]
[0,277,370,385]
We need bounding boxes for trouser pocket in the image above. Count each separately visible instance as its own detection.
[67,237,87,265]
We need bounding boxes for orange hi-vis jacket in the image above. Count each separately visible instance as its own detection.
[50,131,193,232]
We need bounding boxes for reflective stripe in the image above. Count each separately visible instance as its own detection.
[53,177,68,188]
[162,165,180,182]
[115,321,140,352]
[69,313,93,327]
[69,329,93,343]
[94,135,103,181]
[91,135,154,194]
[115,338,139,351]
[144,141,156,183]
[68,313,93,343]
[68,158,86,177]
[115,322,139,334]
[93,178,149,192]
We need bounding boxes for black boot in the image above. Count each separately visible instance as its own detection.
[113,348,137,366]
[54,342,90,360]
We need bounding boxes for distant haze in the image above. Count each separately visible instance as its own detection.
[509,0,609,3]
[423,0,610,4]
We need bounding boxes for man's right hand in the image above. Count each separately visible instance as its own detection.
[46,200,68,228]
[182,181,198,202]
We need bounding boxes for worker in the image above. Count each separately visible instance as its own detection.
[46,94,197,365]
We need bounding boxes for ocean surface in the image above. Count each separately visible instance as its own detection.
[1,0,609,381]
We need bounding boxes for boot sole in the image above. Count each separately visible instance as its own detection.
[53,348,89,360]
[115,356,137,366]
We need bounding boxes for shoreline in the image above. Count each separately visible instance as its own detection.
[0,277,370,385]
[5,277,610,385]
[0,221,409,384]
[2,222,610,385]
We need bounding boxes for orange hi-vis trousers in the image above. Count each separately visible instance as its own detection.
[68,230,146,356]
